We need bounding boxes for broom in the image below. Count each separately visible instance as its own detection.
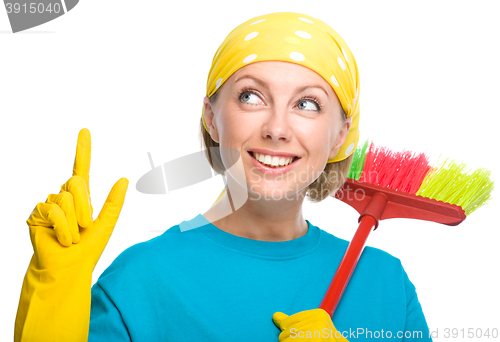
[319,140,494,318]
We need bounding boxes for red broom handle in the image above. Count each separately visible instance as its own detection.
[319,215,376,316]
[319,192,389,318]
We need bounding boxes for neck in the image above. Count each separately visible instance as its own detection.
[203,187,308,242]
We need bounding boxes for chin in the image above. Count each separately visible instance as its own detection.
[246,181,305,202]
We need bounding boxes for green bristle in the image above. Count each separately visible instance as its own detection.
[347,139,370,180]
[416,157,494,216]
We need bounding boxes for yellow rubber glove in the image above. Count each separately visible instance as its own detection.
[14,128,129,342]
[273,308,350,341]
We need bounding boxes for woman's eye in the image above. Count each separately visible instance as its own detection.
[297,100,319,111]
[240,92,261,105]
[239,91,320,111]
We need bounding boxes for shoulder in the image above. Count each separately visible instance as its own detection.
[319,227,403,272]
[112,224,184,263]
[94,222,203,287]
[318,228,416,305]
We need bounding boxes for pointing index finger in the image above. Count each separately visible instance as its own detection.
[73,128,91,196]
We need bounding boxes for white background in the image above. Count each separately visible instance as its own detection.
[1,0,499,340]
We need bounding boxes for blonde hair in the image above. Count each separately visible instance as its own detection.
[199,91,353,203]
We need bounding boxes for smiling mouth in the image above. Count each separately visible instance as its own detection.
[248,151,300,168]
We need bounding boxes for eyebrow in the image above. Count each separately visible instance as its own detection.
[234,75,329,98]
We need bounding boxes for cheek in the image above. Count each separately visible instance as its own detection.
[218,112,254,146]
[222,103,263,133]
[295,119,333,150]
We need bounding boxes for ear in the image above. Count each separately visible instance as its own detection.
[203,96,220,143]
[328,116,352,160]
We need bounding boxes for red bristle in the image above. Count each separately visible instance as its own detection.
[360,142,432,194]
[359,142,377,184]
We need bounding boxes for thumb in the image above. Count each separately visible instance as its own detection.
[94,178,129,232]
[272,312,289,330]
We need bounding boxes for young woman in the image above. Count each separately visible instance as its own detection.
[15,12,432,341]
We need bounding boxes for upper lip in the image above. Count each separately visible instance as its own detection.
[248,148,300,158]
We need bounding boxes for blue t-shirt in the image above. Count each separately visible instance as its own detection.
[88,214,432,341]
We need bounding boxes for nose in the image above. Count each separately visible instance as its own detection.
[262,105,293,142]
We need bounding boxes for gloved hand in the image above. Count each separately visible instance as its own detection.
[273,308,350,341]
[14,128,129,342]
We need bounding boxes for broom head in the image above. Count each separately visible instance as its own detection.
[336,140,494,227]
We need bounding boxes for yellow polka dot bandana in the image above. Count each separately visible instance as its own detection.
[201,11,360,163]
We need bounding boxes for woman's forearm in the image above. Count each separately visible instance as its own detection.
[15,254,93,342]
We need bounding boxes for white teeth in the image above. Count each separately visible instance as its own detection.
[252,152,295,167]
[264,155,272,165]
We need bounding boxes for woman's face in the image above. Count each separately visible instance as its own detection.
[203,61,351,201]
